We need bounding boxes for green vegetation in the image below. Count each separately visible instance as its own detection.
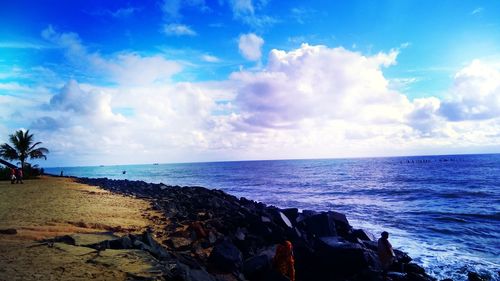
[0,129,49,179]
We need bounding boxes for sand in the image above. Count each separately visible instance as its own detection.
[0,176,163,281]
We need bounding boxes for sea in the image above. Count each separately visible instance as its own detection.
[46,154,500,281]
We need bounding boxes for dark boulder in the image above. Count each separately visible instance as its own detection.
[261,270,291,281]
[406,263,426,275]
[387,271,407,281]
[278,212,293,229]
[208,240,243,272]
[467,272,489,281]
[242,255,271,280]
[394,249,412,264]
[315,236,369,276]
[406,271,437,281]
[189,269,217,281]
[109,235,133,249]
[299,213,337,237]
[327,211,351,236]
[352,228,375,241]
[51,235,76,245]
[281,208,299,225]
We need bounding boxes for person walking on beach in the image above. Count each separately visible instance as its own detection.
[378,231,395,274]
[10,168,16,184]
[273,240,295,281]
[15,168,23,184]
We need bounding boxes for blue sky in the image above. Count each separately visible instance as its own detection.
[1,0,499,166]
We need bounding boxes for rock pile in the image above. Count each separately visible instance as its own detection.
[76,177,437,281]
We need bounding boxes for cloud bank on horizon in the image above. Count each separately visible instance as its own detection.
[0,0,499,166]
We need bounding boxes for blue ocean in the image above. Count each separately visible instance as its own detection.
[46,154,500,281]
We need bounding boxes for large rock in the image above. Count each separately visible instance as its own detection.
[208,240,243,272]
[278,212,293,229]
[137,231,171,260]
[242,255,271,280]
[315,236,369,276]
[467,272,489,281]
[326,211,351,235]
[299,212,337,237]
[352,228,375,241]
[281,208,298,225]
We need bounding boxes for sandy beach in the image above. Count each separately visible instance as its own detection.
[0,176,164,281]
[0,176,456,281]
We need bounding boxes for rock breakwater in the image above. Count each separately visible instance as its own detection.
[76,177,437,281]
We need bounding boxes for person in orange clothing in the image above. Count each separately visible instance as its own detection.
[272,240,295,281]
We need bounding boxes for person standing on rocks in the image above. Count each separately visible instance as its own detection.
[273,240,295,281]
[378,231,395,273]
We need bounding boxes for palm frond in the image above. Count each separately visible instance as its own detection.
[29,147,49,160]
[0,143,18,160]
[2,129,48,164]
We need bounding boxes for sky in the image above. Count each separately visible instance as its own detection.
[0,0,500,167]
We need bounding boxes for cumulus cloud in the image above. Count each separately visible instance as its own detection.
[232,44,409,129]
[238,33,264,61]
[440,60,500,121]
[163,23,197,36]
[31,78,225,165]
[10,28,500,165]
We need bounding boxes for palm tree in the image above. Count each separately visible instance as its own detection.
[0,129,49,172]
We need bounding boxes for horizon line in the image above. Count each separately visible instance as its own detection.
[44,152,499,169]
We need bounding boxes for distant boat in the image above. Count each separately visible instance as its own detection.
[99,165,104,167]
[122,171,126,174]
[153,163,159,165]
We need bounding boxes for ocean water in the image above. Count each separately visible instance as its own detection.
[46,154,500,281]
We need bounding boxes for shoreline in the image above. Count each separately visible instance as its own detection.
[75,176,438,281]
[1,176,491,281]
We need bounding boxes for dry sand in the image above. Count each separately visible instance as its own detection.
[0,176,163,281]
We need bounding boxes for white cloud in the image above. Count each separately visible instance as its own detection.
[111,7,138,18]
[163,23,197,36]
[42,25,182,86]
[201,54,220,62]
[161,0,182,19]
[228,0,276,28]
[471,7,483,15]
[440,60,500,121]
[230,0,254,16]
[238,33,264,61]
[7,29,500,166]
[160,0,208,20]
[87,6,139,18]
[232,44,408,129]
[290,7,315,24]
